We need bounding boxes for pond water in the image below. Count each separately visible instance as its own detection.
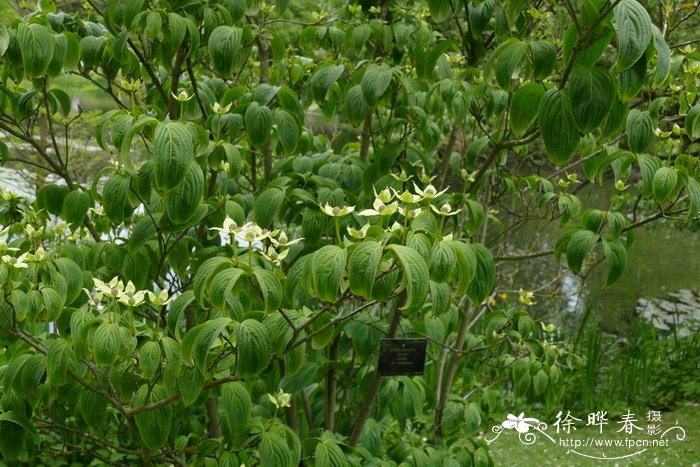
[503,184,700,333]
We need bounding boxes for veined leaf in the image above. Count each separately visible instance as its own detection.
[538,89,580,165]
[530,40,557,80]
[139,341,161,381]
[626,109,654,153]
[178,366,204,407]
[386,244,429,309]
[348,241,383,299]
[494,40,527,90]
[602,238,628,287]
[686,104,700,140]
[685,176,700,224]
[345,85,369,126]
[92,322,122,366]
[428,0,453,22]
[62,190,92,228]
[245,102,273,147]
[234,319,271,377]
[651,26,670,87]
[181,317,231,375]
[18,23,54,78]
[252,186,285,228]
[636,154,662,198]
[47,339,74,386]
[614,0,652,71]
[569,65,616,134]
[652,166,678,203]
[466,243,495,305]
[274,109,299,155]
[208,25,242,76]
[252,267,283,313]
[312,245,346,302]
[566,230,599,274]
[102,173,132,224]
[260,432,293,467]
[153,121,194,191]
[134,384,172,450]
[310,65,344,103]
[220,382,252,436]
[166,162,204,224]
[510,82,545,137]
[361,64,392,106]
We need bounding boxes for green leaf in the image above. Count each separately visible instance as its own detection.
[626,109,654,153]
[530,40,557,80]
[538,89,580,165]
[315,439,347,467]
[614,0,652,71]
[386,244,430,309]
[245,102,273,147]
[566,230,599,274]
[417,39,457,80]
[234,319,271,377]
[466,244,495,305]
[92,322,122,366]
[220,382,252,436]
[129,215,158,251]
[636,154,662,198]
[260,432,293,467]
[17,23,54,78]
[139,341,162,381]
[685,176,700,224]
[533,369,548,395]
[274,109,299,155]
[166,162,204,224]
[430,241,456,283]
[54,257,83,305]
[602,238,628,287]
[102,173,132,224]
[619,54,647,102]
[178,366,204,407]
[651,26,670,87]
[61,190,91,228]
[153,121,195,191]
[134,384,172,450]
[252,186,285,228]
[78,389,108,427]
[0,412,39,442]
[312,245,347,302]
[41,286,64,321]
[494,40,527,90]
[310,65,344,103]
[652,166,678,203]
[47,339,73,386]
[208,25,242,76]
[463,403,482,434]
[446,240,477,295]
[428,0,453,22]
[345,85,369,126]
[509,82,545,138]
[193,257,233,306]
[686,104,700,140]
[348,241,383,300]
[181,317,231,375]
[0,25,9,57]
[252,267,282,313]
[569,65,616,134]
[361,64,392,106]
